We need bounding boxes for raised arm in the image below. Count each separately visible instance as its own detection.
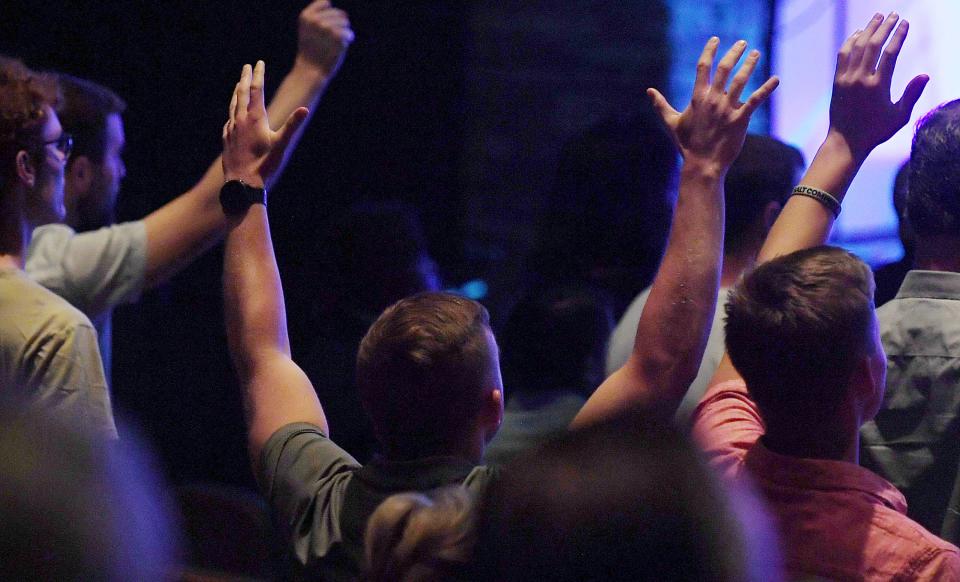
[758,12,927,262]
[710,12,928,386]
[142,1,352,289]
[572,39,778,427]
[221,61,324,469]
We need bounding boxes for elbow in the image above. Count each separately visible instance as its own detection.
[638,350,699,401]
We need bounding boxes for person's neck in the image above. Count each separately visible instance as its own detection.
[914,236,960,272]
[720,248,757,288]
[385,436,484,465]
[0,190,28,269]
[762,423,860,463]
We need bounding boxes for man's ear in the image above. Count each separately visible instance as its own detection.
[849,353,882,420]
[65,155,93,198]
[482,387,504,441]
[15,150,36,188]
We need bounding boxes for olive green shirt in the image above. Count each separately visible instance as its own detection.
[0,268,117,440]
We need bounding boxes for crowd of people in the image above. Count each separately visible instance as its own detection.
[1,4,959,581]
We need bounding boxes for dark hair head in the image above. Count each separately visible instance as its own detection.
[356,292,495,457]
[318,202,437,314]
[56,74,125,166]
[724,246,876,429]
[532,106,680,306]
[500,284,613,396]
[907,99,960,238]
[0,55,60,192]
[724,135,804,254]
[473,411,759,581]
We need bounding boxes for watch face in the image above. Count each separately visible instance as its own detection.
[220,180,265,215]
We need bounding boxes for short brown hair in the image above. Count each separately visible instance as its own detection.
[56,74,126,166]
[0,56,60,192]
[724,246,876,427]
[356,292,494,457]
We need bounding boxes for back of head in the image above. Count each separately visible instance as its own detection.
[0,401,176,581]
[724,134,804,254]
[56,74,126,166]
[724,246,876,430]
[907,99,960,238]
[473,412,755,581]
[356,292,494,458]
[532,106,680,306]
[0,55,60,193]
[501,284,613,396]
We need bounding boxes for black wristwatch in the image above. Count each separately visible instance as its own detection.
[220,180,267,216]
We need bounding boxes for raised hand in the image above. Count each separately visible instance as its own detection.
[296,0,354,78]
[829,12,929,160]
[648,38,779,174]
[222,61,309,188]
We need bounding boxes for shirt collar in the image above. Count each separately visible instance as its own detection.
[745,439,907,514]
[356,455,479,491]
[895,270,960,300]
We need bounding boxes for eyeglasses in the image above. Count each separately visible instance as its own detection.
[41,132,73,158]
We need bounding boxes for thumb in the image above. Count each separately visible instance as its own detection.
[647,88,679,123]
[896,74,929,117]
[273,107,310,154]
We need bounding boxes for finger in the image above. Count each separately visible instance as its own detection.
[742,76,780,116]
[727,49,760,103]
[274,107,310,154]
[895,74,930,117]
[850,13,884,70]
[236,64,252,120]
[835,29,859,75]
[877,19,909,84]
[317,8,349,21]
[713,40,747,92]
[861,12,899,73]
[302,0,331,16]
[228,83,239,125]
[647,88,680,122]
[250,60,266,115]
[694,37,720,93]
[318,15,351,30]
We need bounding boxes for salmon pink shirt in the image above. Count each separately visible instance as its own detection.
[693,379,960,581]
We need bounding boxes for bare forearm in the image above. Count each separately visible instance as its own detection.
[223,206,291,379]
[572,165,724,427]
[634,163,725,399]
[758,132,861,262]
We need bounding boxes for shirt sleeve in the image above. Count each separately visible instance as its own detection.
[258,423,360,550]
[26,222,148,319]
[691,379,765,480]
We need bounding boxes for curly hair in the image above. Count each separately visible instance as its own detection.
[0,55,60,192]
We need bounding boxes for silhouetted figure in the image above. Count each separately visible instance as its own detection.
[296,202,440,462]
[529,103,679,314]
[484,284,614,464]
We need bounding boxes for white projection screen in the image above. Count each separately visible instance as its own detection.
[773,0,959,264]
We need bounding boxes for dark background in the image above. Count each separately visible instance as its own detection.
[3,1,684,488]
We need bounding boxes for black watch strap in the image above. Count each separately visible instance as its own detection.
[220,180,267,216]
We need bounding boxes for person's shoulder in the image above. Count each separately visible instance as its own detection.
[0,270,95,335]
[26,223,78,259]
